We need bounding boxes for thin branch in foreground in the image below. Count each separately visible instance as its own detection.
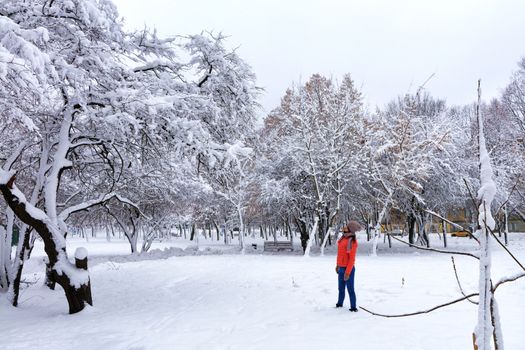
[424,209,479,243]
[360,293,479,318]
[424,209,470,232]
[463,176,525,272]
[487,227,525,272]
[389,234,480,260]
[493,272,525,292]
[451,256,478,305]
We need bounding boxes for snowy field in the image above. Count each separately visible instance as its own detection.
[1,234,525,350]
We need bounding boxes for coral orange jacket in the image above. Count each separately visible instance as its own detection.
[337,237,358,276]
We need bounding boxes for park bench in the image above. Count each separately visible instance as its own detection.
[263,241,294,252]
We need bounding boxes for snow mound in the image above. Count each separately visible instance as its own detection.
[75,247,89,260]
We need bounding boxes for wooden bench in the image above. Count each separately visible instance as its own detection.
[263,241,294,252]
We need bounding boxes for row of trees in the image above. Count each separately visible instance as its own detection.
[0,0,259,312]
[254,70,525,256]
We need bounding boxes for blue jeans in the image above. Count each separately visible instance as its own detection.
[337,266,356,308]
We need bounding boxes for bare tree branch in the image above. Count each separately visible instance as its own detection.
[493,272,525,291]
[58,193,143,223]
[487,228,525,272]
[360,293,479,318]
[451,256,478,304]
[389,234,479,259]
[424,209,472,233]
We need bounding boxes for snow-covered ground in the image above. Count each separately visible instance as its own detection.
[1,234,525,350]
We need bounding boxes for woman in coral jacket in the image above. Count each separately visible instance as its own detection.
[335,220,361,311]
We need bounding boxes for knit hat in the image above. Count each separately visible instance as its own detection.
[343,220,362,234]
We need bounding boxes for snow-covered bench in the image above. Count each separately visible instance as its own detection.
[263,241,293,252]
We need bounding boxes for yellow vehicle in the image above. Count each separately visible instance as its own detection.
[451,230,470,237]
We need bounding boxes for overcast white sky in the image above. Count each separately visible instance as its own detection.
[112,0,525,113]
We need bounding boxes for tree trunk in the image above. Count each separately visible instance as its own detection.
[407,214,416,244]
[504,204,509,246]
[321,223,341,256]
[0,225,9,290]
[442,218,448,248]
[190,223,196,241]
[73,250,92,310]
[303,216,319,257]
[10,226,32,306]
[490,295,504,349]
[286,219,293,245]
[0,177,93,314]
[237,205,245,253]
[294,217,309,253]
[213,221,220,241]
[415,212,430,248]
[365,215,371,241]
[371,200,390,256]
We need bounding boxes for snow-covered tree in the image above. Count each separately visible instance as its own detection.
[0,1,260,312]
[502,57,525,135]
[259,74,365,255]
[365,93,460,254]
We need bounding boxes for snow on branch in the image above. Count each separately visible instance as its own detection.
[0,170,65,250]
[0,169,14,185]
[492,272,525,291]
[3,141,29,171]
[58,192,141,222]
[132,59,182,74]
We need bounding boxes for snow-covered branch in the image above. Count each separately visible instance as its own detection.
[58,192,140,223]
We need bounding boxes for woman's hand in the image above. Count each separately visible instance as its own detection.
[335,266,338,274]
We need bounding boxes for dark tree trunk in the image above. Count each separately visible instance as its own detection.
[442,219,448,248]
[213,221,220,241]
[261,225,266,240]
[407,214,416,244]
[318,215,325,246]
[45,259,56,290]
[11,226,32,306]
[366,216,371,241]
[503,207,509,245]
[1,177,92,314]
[73,255,92,310]
[190,223,196,241]
[294,217,309,253]
[416,213,430,248]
